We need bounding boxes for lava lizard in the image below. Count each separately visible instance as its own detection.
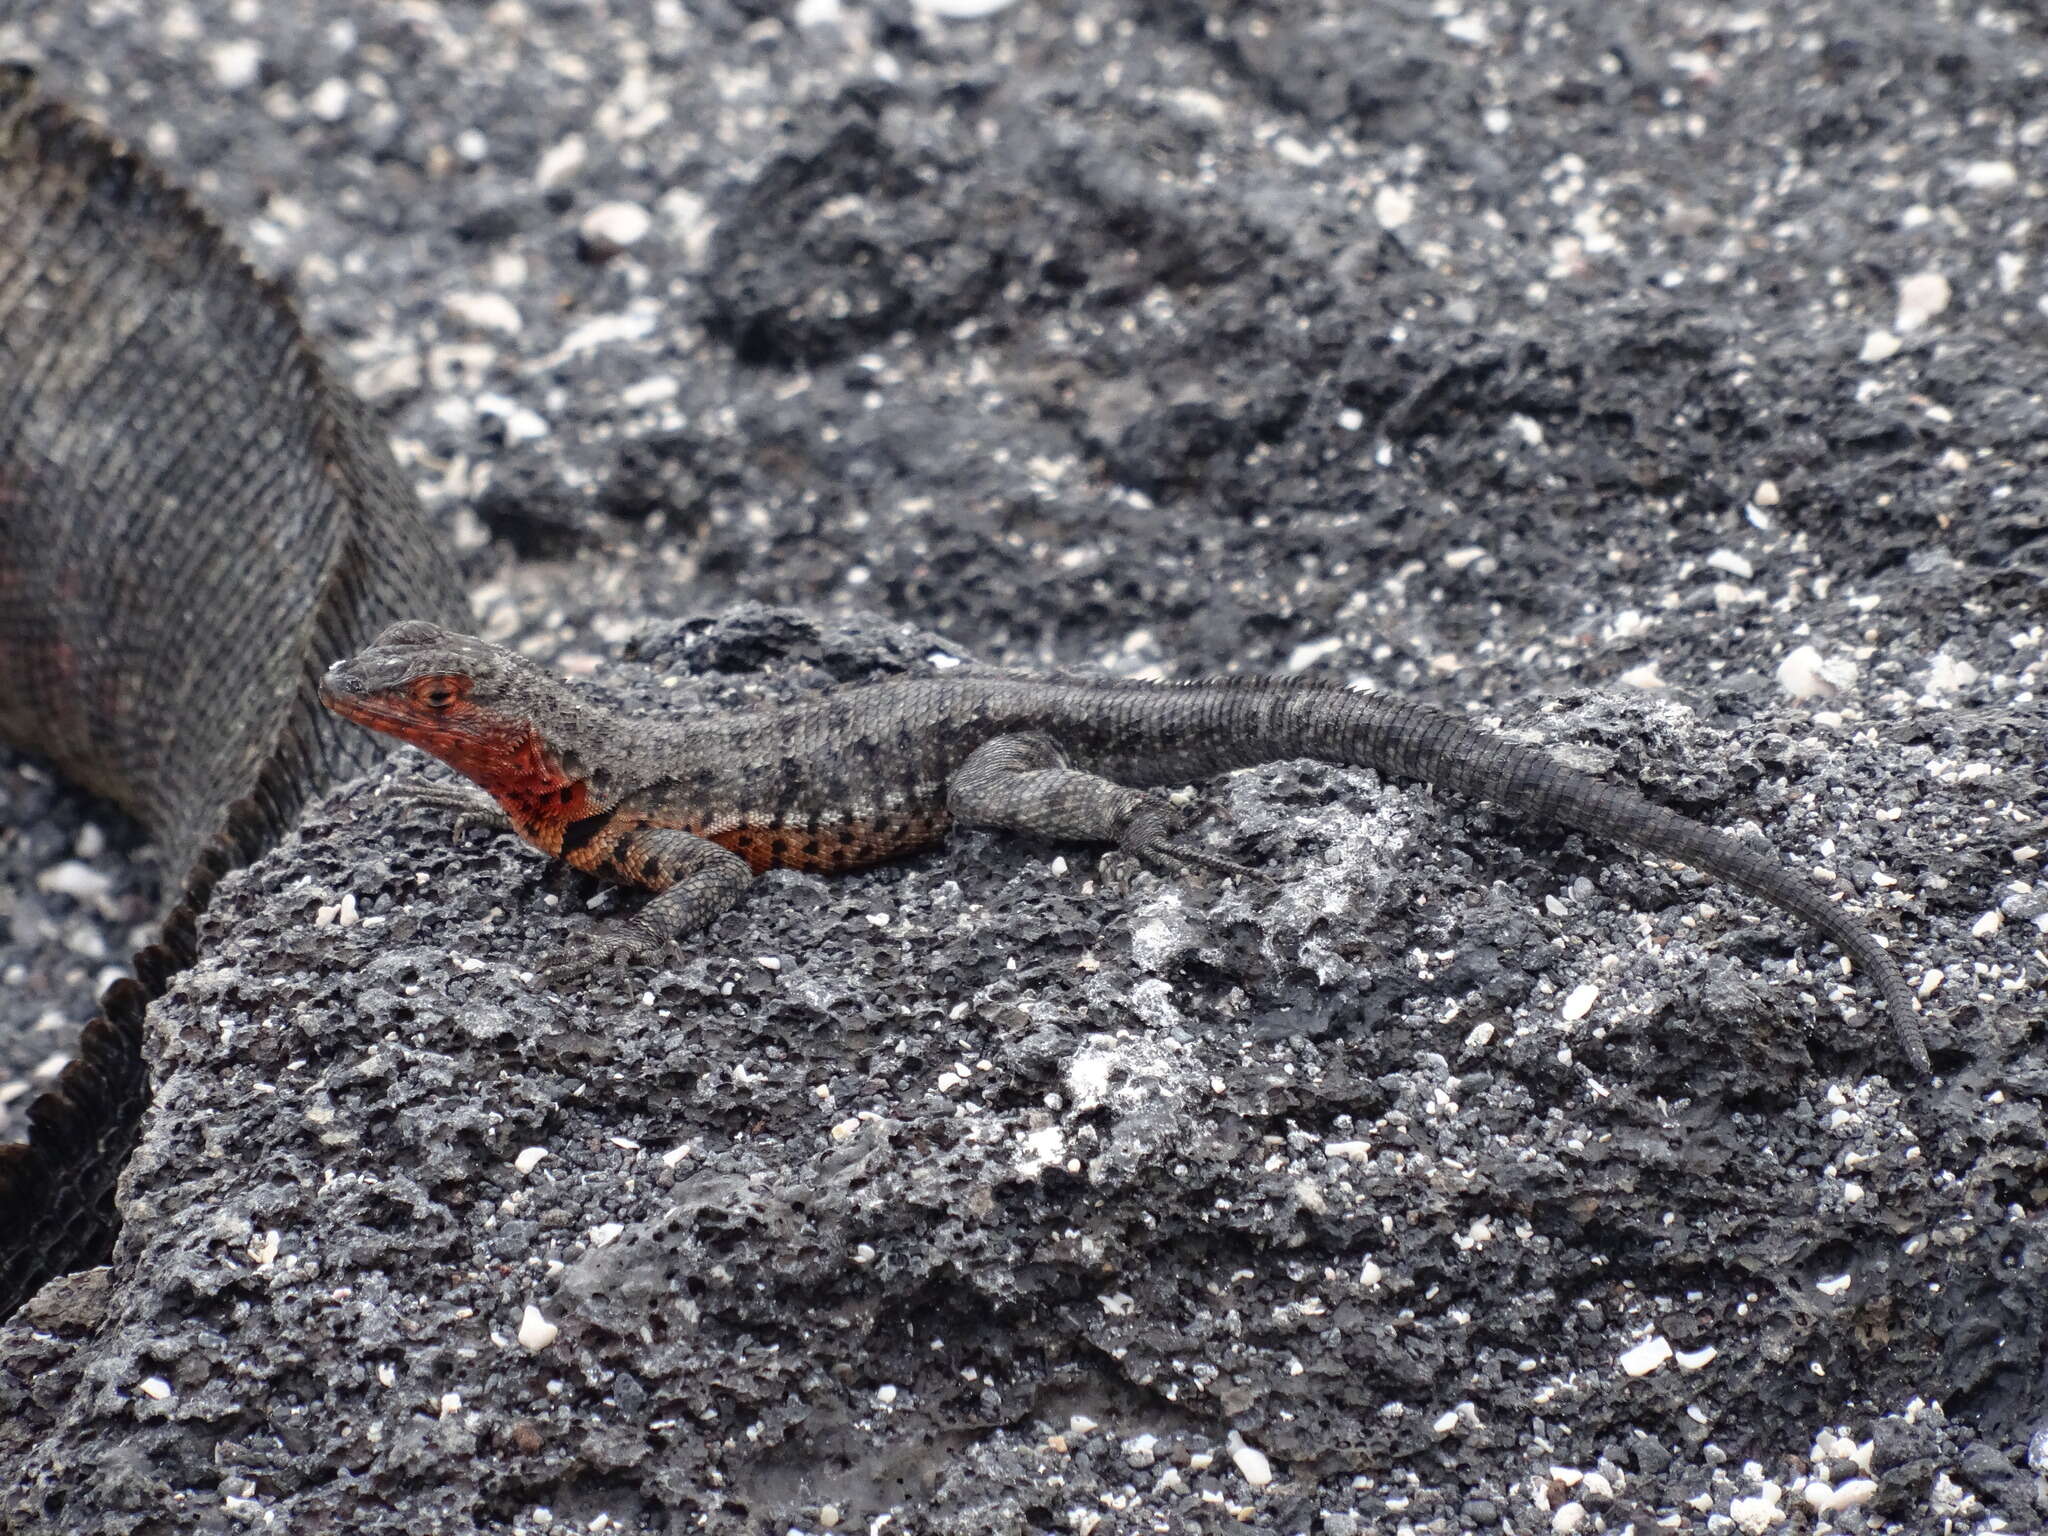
[321,621,1932,1074]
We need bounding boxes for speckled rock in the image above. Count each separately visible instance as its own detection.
[3,0,2045,1531]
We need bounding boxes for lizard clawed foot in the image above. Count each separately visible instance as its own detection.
[541,929,661,989]
[390,778,509,842]
[1117,805,1270,885]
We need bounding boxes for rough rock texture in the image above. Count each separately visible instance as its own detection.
[2,1,2045,1532]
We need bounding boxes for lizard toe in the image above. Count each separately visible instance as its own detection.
[542,931,654,989]
[1138,839,1268,884]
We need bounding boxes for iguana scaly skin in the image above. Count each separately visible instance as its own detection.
[0,68,467,1320]
[323,622,1933,1075]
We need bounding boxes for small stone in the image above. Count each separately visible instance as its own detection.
[1373,184,1414,230]
[1926,653,1979,693]
[1777,644,1856,701]
[1961,160,2018,192]
[1619,1335,1673,1376]
[208,39,262,90]
[536,135,587,190]
[1729,1491,1785,1532]
[1895,271,1952,332]
[919,0,1021,15]
[517,1305,559,1352]
[35,861,113,901]
[1560,983,1599,1022]
[1675,1344,1718,1371]
[1860,330,1902,362]
[443,292,523,336]
[307,77,351,121]
[137,1377,173,1401]
[1227,1433,1273,1488]
[1706,549,1755,579]
[579,201,652,258]
[500,408,549,444]
[514,1147,549,1174]
[1551,1502,1587,1533]
[1815,1272,1852,1296]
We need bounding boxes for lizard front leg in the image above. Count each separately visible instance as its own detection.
[946,732,1261,880]
[392,779,515,838]
[543,828,754,986]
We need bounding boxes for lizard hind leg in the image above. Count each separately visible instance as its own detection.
[946,732,1264,882]
[543,828,753,987]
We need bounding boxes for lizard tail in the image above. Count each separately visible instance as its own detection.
[1249,685,1932,1074]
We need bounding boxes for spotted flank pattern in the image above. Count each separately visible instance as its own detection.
[702,811,950,876]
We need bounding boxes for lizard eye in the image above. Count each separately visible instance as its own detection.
[411,678,462,711]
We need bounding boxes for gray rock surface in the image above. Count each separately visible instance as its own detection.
[2,0,2044,1531]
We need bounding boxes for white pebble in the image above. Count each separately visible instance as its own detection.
[580,201,652,253]
[919,0,1019,15]
[587,1222,624,1248]
[1895,271,1952,332]
[1859,330,1902,362]
[1373,184,1414,230]
[514,1147,549,1174]
[619,375,678,407]
[517,1304,559,1352]
[1777,644,1856,701]
[1551,1502,1587,1534]
[1729,1491,1785,1532]
[536,135,587,190]
[1804,1477,1877,1512]
[137,1376,174,1400]
[1752,480,1781,507]
[443,292,522,336]
[307,77,351,121]
[1961,160,2018,192]
[1560,983,1599,1022]
[1675,1344,1718,1371]
[208,39,262,90]
[1815,1272,1852,1296]
[1227,1433,1273,1488]
[1971,910,2003,939]
[1707,549,1755,580]
[1926,653,1978,693]
[1618,1335,1673,1377]
[1431,1409,1460,1434]
[501,408,549,444]
[35,861,113,901]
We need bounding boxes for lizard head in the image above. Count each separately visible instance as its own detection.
[319,621,570,791]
